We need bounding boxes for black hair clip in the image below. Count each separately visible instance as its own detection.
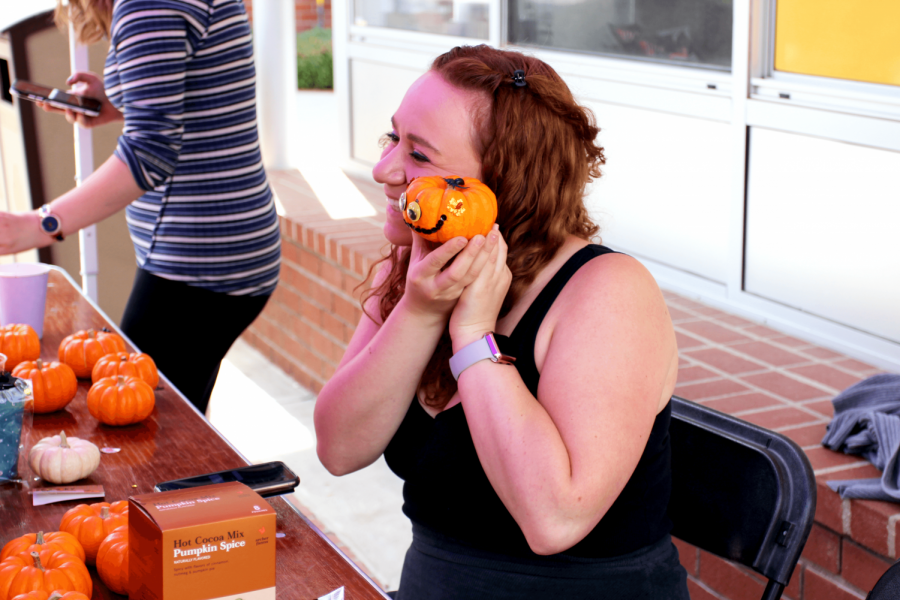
[512,70,526,87]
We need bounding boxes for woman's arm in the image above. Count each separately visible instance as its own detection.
[314,233,499,475]
[454,251,677,555]
[0,155,144,255]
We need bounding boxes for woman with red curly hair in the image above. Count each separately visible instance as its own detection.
[314,45,687,599]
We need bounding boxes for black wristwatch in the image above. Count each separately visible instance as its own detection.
[39,204,64,241]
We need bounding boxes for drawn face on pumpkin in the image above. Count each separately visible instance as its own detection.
[373,71,486,246]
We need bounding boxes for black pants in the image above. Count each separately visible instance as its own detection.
[395,524,690,600]
[119,268,271,414]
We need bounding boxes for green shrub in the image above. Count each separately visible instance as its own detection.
[297,27,333,89]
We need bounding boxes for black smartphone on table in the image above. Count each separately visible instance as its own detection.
[154,461,300,498]
[10,80,102,117]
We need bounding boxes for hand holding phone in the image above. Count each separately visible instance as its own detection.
[11,73,122,128]
[11,80,102,117]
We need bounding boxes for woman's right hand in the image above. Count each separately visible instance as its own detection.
[402,231,499,320]
[35,71,123,129]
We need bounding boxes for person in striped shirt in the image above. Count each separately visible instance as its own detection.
[0,0,280,414]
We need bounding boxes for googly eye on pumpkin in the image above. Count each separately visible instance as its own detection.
[406,201,422,222]
[399,192,407,211]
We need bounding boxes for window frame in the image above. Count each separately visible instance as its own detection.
[750,0,900,122]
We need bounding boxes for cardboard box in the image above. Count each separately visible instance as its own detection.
[129,481,276,600]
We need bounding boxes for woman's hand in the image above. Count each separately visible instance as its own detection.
[449,225,511,349]
[0,211,48,256]
[402,230,499,322]
[35,71,122,129]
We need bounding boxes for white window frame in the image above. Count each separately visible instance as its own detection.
[748,0,900,145]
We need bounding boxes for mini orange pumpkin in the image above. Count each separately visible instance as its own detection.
[58,328,126,379]
[0,325,40,371]
[95,526,128,596]
[11,590,90,600]
[87,376,155,426]
[401,176,497,243]
[91,352,159,388]
[11,360,77,413]
[0,551,92,600]
[0,532,85,563]
[58,501,129,564]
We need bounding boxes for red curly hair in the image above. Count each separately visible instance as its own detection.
[364,44,606,409]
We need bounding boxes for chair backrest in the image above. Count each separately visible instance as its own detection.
[668,396,817,600]
[867,559,900,599]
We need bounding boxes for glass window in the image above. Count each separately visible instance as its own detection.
[354,0,489,39]
[508,0,732,70]
[774,0,900,87]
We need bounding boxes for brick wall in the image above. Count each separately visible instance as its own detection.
[250,169,898,598]
[242,0,332,32]
[242,170,386,393]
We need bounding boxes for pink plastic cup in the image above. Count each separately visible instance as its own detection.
[0,263,51,339]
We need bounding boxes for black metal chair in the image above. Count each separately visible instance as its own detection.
[866,559,900,599]
[668,395,817,600]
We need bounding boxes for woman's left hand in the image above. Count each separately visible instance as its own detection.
[449,225,511,350]
[0,211,48,256]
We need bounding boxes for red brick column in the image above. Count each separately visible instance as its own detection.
[242,170,386,393]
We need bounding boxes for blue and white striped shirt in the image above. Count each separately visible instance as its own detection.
[105,0,280,296]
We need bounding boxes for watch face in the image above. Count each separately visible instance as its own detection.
[41,215,61,234]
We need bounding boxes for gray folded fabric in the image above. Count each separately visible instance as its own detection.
[821,373,900,501]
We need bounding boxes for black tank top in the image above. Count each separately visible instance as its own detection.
[384,244,673,558]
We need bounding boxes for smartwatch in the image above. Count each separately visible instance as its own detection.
[39,205,64,242]
[449,332,516,381]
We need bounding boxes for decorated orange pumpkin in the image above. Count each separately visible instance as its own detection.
[401,176,497,243]
[11,360,77,413]
[11,590,90,600]
[91,352,159,388]
[0,551,92,600]
[0,532,85,564]
[58,501,129,564]
[58,329,126,379]
[87,376,155,426]
[95,526,128,596]
[0,325,40,371]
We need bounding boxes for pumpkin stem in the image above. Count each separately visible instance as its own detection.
[36,531,45,545]
[444,177,467,189]
[59,431,69,448]
[101,506,110,519]
[48,594,64,600]
[117,375,125,386]
[36,358,43,369]
[31,551,44,571]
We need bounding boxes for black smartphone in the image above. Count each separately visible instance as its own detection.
[10,80,102,117]
[154,461,300,498]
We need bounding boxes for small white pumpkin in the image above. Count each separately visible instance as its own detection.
[29,430,101,484]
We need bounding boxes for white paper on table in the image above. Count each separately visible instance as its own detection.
[318,586,345,600]
[31,485,105,506]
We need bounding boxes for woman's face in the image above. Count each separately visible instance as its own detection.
[374,71,486,246]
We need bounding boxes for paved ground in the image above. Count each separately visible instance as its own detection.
[207,338,409,591]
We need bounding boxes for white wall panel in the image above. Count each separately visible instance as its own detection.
[586,101,733,283]
[745,128,900,343]
[350,60,425,165]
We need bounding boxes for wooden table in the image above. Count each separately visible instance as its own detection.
[0,267,390,600]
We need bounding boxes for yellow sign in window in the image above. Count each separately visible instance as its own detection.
[774,0,900,87]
